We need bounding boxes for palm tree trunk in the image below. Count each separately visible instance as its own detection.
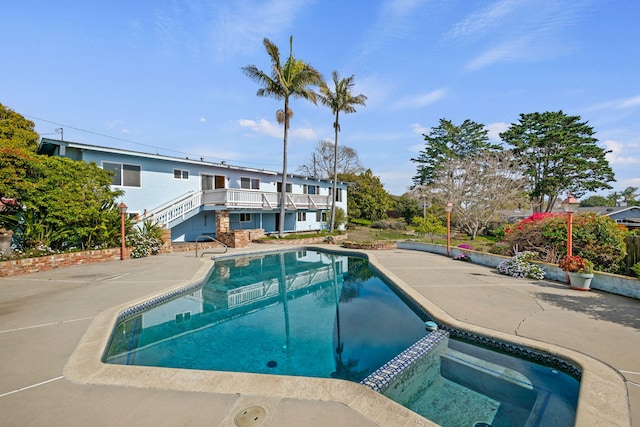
[330,112,339,232]
[279,99,289,238]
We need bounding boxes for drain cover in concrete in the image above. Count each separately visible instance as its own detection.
[234,405,267,427]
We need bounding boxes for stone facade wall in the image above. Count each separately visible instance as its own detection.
[217,230,251,248]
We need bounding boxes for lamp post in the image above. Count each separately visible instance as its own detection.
[118,202,128,260]
[445,201,453,257]
[561,194,580,257]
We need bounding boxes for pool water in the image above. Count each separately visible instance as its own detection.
[104,250,427,381]
[379,338,579,427]
[104,249,579,426]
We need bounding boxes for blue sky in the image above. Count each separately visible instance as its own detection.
[2,0,639,196]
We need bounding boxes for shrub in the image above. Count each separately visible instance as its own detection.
[411,215,445,242]
[457,243,473,250]
[126,220,164,258]
[497,251,545,280]
[499,212,626,273]
[631,262,640,277]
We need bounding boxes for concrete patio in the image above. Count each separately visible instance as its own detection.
[0,245,637,426]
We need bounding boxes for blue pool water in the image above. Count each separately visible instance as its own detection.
[104,250,427,380]
[104,249,579,426]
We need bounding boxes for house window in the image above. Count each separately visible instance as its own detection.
[277,182,293,193]
[201,174,225,190]
[240,213,251,222]
[303,185,319,195]
[103,162,141,187]
[173,169,189,180]
[297,212,306,221]
[329,188,343,202]
[241,177,260,189]
[316,211,328,222]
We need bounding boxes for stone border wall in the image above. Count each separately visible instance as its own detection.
[255,234,348,245]
[0,248,122,278]
[342,241,397,250]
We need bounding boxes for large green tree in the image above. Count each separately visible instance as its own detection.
[500,111,615,212]
[0,104,122,251]
[338,169,393,221]
[411,118,501,186]
[243,36,323,237]
[0,103,40,151]
[580,195,613,207]
[317,71,367,232]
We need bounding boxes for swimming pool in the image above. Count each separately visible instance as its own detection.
[104,250,427,381]
[103,248,579,426]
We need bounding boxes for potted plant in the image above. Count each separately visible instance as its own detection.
[559,255,594,291]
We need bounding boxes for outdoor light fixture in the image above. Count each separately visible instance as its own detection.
[445,201,453,257]
[561,194,579,258]
[118,202,127,260]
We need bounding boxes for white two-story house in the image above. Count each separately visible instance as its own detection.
[38,138,348,243]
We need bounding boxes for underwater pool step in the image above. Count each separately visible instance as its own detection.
[442,348,533,390]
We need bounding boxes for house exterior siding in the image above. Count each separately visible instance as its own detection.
[38,138,348,242]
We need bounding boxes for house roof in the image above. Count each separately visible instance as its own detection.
[38,138,351,186]
[578,206,640,215]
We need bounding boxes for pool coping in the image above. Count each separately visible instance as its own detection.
[63,245,631,427]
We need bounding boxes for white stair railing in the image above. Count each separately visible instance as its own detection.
[144,191,203,228]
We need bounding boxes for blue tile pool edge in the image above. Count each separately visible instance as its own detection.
[360,329,450,392]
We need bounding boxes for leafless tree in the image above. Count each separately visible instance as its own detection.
[429,150,527,239]
[297,140,364,179]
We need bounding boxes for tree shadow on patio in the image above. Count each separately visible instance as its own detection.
[537,291,640,330]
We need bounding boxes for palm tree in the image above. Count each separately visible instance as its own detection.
[242,36,323,237]
[622,186,639,204]
[317,72,367,232]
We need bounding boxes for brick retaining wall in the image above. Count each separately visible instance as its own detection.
[0,248,122,278]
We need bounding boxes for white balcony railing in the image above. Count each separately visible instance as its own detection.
[202,189,331,210]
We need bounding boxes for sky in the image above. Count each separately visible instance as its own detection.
[2,0,639,197]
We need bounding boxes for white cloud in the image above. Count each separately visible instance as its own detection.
[587,95,640,112]
[486,122,509,142]
[209,0,313,59]
[451,0,587,71]
[238,118,316,140]
[465,37,533,71]
[356,0,426,59]
[602,139,640,165]
[619,96,640,109]
[410,123,429,135]
[199,117,206,123]
[121,128,131,134]
[392,89,447,109]
[448,0,521,40]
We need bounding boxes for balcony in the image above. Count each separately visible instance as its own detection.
[202,189,332,210]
